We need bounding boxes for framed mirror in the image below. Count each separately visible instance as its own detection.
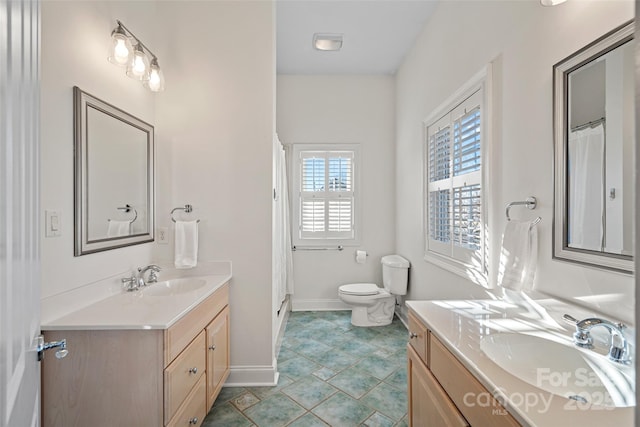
[74,87,154,255]
[553,21,634,273]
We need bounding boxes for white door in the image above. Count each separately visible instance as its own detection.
[1,1,42,426]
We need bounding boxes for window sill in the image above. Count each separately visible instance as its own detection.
[423,251,488,288]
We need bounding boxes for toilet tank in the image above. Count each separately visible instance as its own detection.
[381,255,410,295]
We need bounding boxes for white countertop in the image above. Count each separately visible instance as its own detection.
[41,272,231,331]
[407,291,635,427]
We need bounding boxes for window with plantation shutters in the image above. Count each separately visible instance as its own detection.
[293,145,358,244]
[424,81,487,274]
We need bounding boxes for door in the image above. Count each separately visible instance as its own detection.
[1,1,42,426]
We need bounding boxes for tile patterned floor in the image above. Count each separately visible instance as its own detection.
[203,311,409,427]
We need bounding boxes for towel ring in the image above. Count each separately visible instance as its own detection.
[505,196,541,225]
[109,204,137,223]
[171,204,200,223]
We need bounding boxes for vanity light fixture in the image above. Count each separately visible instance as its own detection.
[540,0,567,6]
[313,33,343,51]
[108,20,165,92]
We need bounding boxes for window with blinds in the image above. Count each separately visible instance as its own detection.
[425,87,484,266]
[297,149,356,241]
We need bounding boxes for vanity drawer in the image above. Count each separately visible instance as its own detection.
[165,331,206,423]
[166,375,206,427]
[408,311,428,365]
[165,283,229,364]
[429,334,520,427]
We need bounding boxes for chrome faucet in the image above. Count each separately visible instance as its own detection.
[563,314,631,364]
[121,265,161,292]
[138,264,161,285]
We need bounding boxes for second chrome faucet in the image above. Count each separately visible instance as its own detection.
[563,313,631,364]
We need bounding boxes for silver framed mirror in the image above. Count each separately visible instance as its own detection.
[553,21,634,273]
[74,87,155,255]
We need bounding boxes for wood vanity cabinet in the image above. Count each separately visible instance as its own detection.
[42,282,230,427]
[407,310,520,427]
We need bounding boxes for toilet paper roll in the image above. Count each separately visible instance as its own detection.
[356,250,367,264]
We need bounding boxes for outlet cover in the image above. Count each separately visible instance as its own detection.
[157,227,168,244]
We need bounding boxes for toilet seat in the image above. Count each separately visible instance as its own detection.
[339,283,381,296]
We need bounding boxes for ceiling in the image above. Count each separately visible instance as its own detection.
[276,0,439,75]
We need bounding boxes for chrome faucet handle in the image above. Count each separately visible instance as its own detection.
[563,314,593,347]
[562,314,579,324]
[147,269,159,283]
[121,276,138,292]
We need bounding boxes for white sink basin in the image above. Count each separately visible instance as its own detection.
[481,333,635,408]
[143,278,207,297]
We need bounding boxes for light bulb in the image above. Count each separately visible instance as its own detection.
[126,44,150,81]
[113,39,130,64]
[108,25,132,66]
[145,59,165,92]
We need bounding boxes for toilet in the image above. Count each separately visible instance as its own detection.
[338,254,410,327]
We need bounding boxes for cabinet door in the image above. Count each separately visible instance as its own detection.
[206,306,230,409]
[408,346,468,427]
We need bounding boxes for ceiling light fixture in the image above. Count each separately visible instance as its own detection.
[313,33,343,51]
[108,20,165,92]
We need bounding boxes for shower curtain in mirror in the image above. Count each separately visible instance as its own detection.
[568,123,605,251]
[273,135,294,314]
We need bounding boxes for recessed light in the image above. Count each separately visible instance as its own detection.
[540,0,567,6]
[313,33,343,51]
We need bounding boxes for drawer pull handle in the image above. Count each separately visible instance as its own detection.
[189,417,198,425]
[209,345,216,351]
[409,332,419,339]
[188,367,198,374]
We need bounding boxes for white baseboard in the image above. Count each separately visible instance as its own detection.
[226,364,279,387]
[291,298,351,312]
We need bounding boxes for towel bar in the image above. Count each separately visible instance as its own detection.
[171,204,200,223]
[292,245,343,251]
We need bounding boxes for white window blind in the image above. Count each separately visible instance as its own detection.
[299,150,355,240]
[426,88,483,265]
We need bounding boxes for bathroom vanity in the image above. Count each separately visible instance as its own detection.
[407,296,634,427]
[40,272,231,427]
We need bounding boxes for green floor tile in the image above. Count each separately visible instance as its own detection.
[360,382,408,421]
[243,393,305,427]
[311,392,374,426]
[204,312,408,427]
[282,376,338,409]
[328,367,380,399]
[202,401,253,427]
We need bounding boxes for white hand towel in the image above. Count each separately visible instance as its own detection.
[106,220,130,237]
[175,220,199,269]
[497,219,538,292]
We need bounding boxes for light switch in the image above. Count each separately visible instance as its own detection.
[45,210,61,237]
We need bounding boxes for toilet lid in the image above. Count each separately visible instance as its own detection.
[340,283,380,296]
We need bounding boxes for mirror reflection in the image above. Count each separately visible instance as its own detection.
[74,87,154,255]
[553,21,634,273]
[567,40,634,255]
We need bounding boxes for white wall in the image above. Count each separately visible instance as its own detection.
[396,0,635,323]
[41,1,156,300]
[277,75,396,310]
[153,1,276,384]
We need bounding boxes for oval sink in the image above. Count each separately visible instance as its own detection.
[143,278,207,297]
[480,333,635,408]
